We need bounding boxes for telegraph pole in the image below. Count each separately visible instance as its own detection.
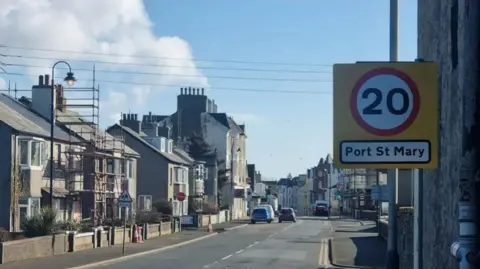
[385,0,399,268]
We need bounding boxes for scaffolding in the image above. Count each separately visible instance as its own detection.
[54,66,126,225]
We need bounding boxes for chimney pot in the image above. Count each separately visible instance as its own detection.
[38,75,44,86]
[196,88,199,95]
[188,87,192,94]
[181,88,184,95]
[135,114,138,120]
[122,114,126,120]
[201,88,204,95]
[45,74,50,86]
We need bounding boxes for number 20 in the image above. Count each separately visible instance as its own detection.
[362,88,410,115]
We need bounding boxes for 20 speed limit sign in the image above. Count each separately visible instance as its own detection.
[333,62,438,169]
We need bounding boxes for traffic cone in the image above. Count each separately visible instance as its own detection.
[133,224,143,243]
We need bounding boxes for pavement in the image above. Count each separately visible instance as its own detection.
[26,216,338,269]
[3,217,375,269]
[0,221,249,269]
[329,218,386,269]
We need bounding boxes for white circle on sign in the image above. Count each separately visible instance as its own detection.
[350,68,420,136]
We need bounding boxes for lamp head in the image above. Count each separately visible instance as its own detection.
[64,72,76,86]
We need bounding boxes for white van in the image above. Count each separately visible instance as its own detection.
[255,204,275,221]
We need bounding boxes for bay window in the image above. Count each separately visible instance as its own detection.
[18,138,46,168]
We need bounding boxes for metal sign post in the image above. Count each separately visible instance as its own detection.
[118,190,132,255]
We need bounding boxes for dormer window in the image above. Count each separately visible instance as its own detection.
[160,137,166,152]
[168,140,173,153]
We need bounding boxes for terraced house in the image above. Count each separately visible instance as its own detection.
[0,74,140,231]
[107,113,190,216]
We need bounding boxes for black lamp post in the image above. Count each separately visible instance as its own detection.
[49,61,76,208]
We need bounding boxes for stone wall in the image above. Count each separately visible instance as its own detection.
[418,0,480,268]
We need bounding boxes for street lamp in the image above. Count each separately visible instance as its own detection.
[50,61,76,208]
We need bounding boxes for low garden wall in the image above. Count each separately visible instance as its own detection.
[0,222,172,264]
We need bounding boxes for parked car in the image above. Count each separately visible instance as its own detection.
[251,207,272,224]
[256,204,275,221]
[314,202,330,217]
[278,208,296,223]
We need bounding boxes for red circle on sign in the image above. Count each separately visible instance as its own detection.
[176,192,186,201]
[350,68,420,136]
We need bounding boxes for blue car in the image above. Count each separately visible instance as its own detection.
[250,207,272,224]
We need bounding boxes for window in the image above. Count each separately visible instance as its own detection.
[56,144,62,168]
[55,198,67,211]
[30,141,41,166]
[19,140,29,165]
[182,169,187,183]
[127,160,133,178]
[30,198,40,215]
[18,139,46,167]
[107,159,114,174]
[107,176,115,191]
[160,137,166,152]
[114,159,121,175]
[168,140,173,153]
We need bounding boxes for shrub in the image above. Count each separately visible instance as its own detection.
[57,220,80,231]
[22,207,58,238]
[153,199,172,215]
[136,211,164,224]
[102,218,124,227]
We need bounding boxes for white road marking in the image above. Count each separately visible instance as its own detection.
[204,221,300,267]
[318,238,332,268]
[222,254,232,260]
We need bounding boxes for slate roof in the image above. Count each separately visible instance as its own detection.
[0,94,81,142]
[18,96,138,156]
[173,147,195,165]
[209,113,244,134]
[107,124,190,165]
[55,110,138,156]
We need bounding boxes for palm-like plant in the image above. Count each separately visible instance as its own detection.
[22,207,58,237]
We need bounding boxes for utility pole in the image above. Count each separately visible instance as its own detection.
[385,0,399,268]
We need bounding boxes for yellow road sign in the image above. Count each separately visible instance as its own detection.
[333,62,438,169]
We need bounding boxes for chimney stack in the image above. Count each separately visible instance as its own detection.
[44,74,50,86]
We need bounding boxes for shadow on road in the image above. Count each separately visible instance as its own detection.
[336,226,378,233]
[351,236,386,267]
[330,235,386,269]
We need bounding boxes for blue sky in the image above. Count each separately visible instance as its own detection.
[143,0,417,178]
[0,0,417,179]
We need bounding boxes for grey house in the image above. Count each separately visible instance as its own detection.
[18,77,140,223]
[0,93,84,231]
[107,113,191,216]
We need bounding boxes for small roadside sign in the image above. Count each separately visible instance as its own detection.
[333,62,438,169]
[372,185,389,202]
[118,190,132,208]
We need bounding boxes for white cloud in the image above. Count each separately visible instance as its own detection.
[0,0,209,125]
[229,113,265,125]
[132,86,152,106]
